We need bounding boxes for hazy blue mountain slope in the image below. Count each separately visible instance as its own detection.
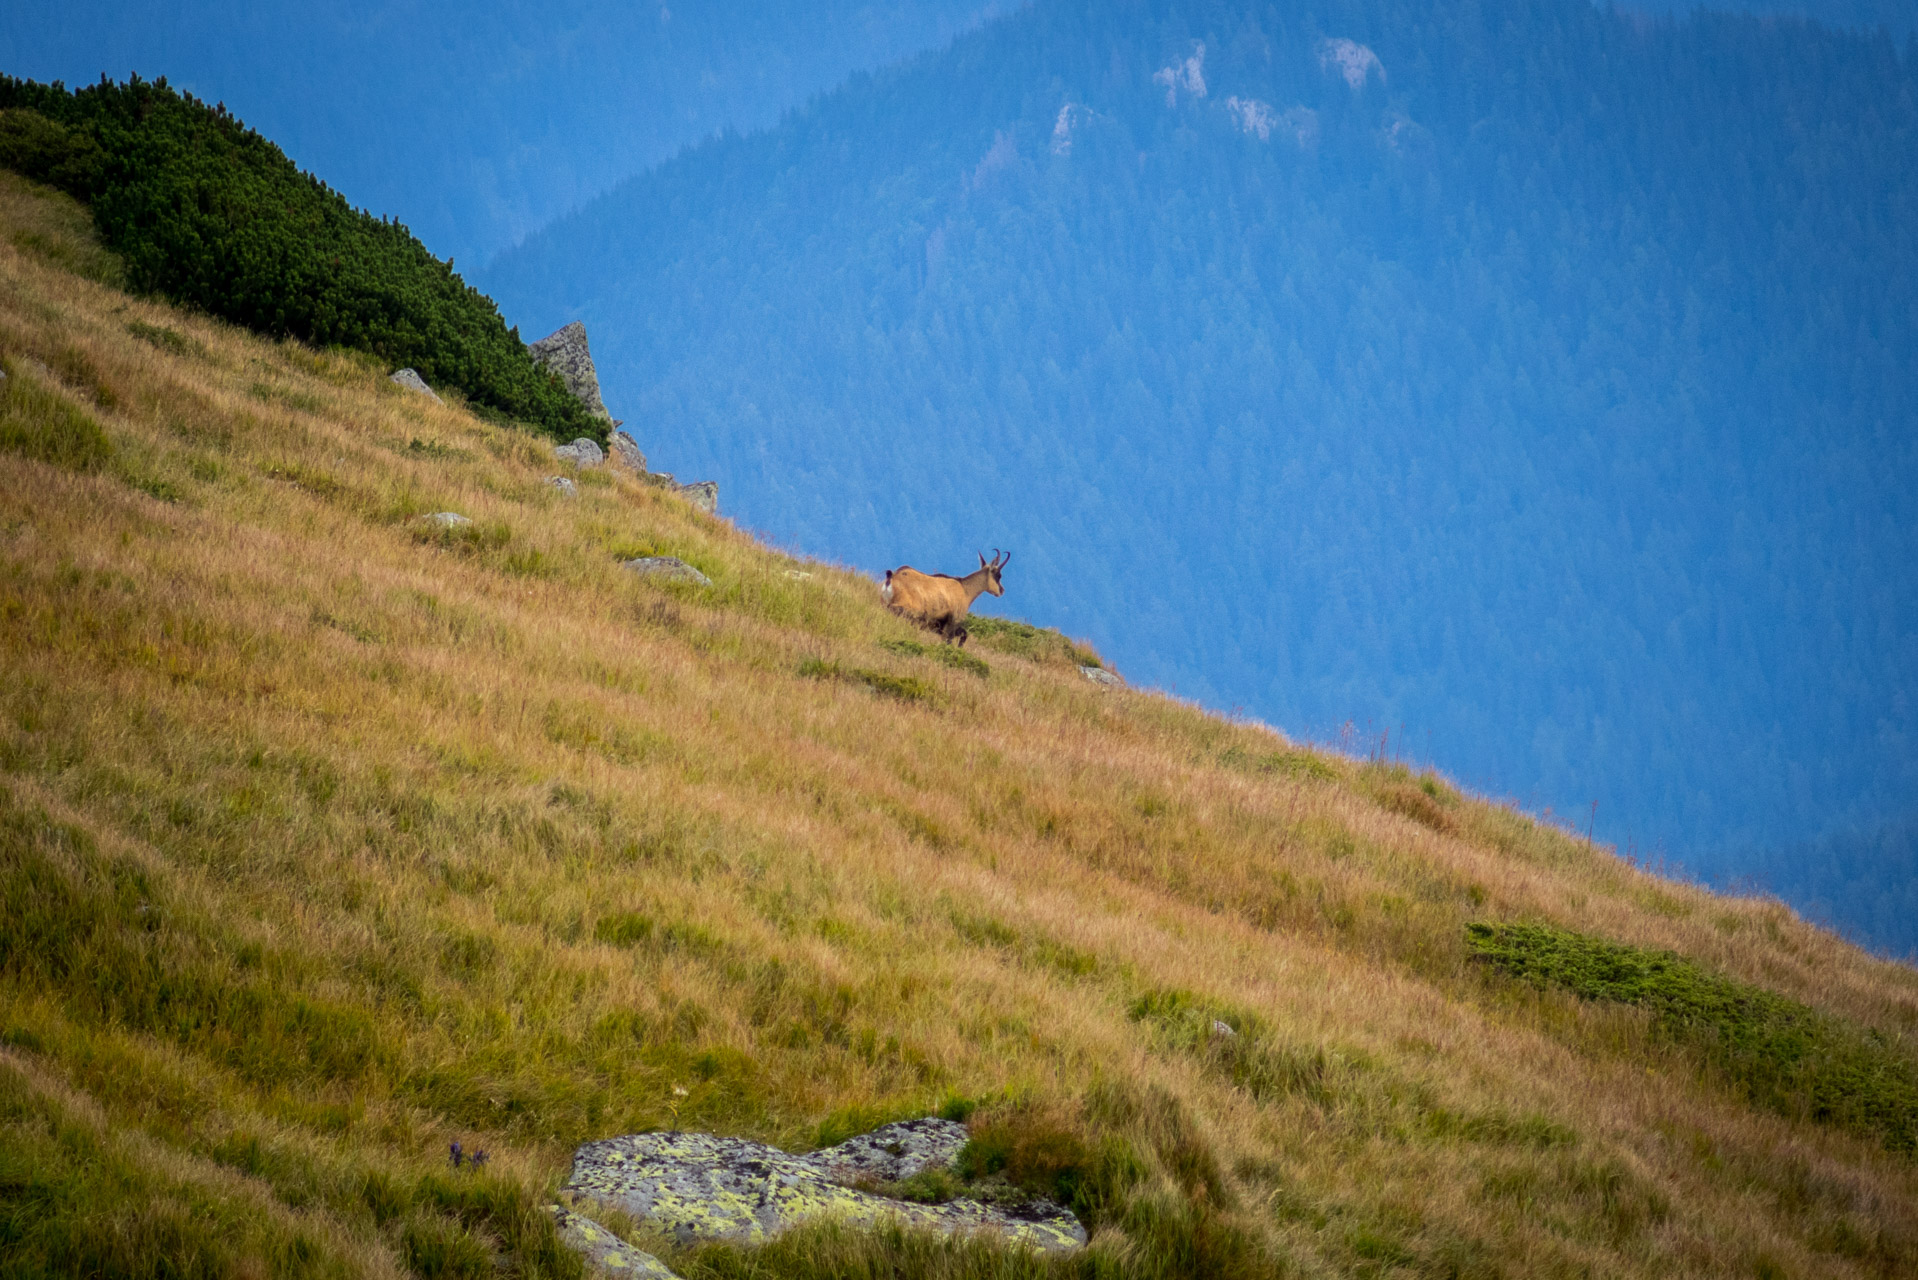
[1733,820,1918,960]
[484,0,1918,951]
[0,0,992,266]
[1642,0,1918,35]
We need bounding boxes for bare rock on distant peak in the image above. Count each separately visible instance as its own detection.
[390,368,443,404]
[1318,38,1384,90]
[555,437,605,469]
[528,321,612,421]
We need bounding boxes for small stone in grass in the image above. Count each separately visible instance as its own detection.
[623,556,712,587]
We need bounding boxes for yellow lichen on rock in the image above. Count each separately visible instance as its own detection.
[562,1119,1085,1260]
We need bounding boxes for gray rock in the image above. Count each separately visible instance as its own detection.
[422,512,471,528]
[1081,666,1122,688]
[550,1206,680,1278]
[547,476,579,498]
[606,428,646,472]
[390,368,443,404]
[673,480,719,514]
[1211,1019,1238,1038]
[623,556,712,587]
[528,321,612,420]
[804,1118,970,1184]
[555,438,606,469]
[564,1119,1084,1253]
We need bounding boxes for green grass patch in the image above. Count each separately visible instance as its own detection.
[0,357,114,472]
[1219,746,1340,784]
[0,1061,359,1280]
[127,318,206,359]
[798,659,936,705]
[880,637,990,679]
[962,617,1101,669]
[0,167,123,286]
[1467,922,1918,1156]
[0,787,392,1090]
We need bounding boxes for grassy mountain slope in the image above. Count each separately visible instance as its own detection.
[0,75,599,442]
[3,172,1918,1279]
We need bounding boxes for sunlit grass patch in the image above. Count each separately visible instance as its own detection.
[0,168,123,286]
[882,637,991,679]
[1219,744,1340,784]
[963,617,1101,669]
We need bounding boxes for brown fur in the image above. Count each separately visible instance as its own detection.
[882,551,1009,645]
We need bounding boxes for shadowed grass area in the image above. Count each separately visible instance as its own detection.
[1,170,1917,1278]
[1468,922,1918,1156]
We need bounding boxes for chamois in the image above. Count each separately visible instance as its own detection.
[882,550,1009,646]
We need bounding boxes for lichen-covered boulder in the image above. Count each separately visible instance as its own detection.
[1081,666,1122,688]
[623,556,712,587]
[804,1116,969,1183]
[564,1120,1084,1253]
[555,437,605,468]
[547,476,579,497]
[550,1206,680,1277]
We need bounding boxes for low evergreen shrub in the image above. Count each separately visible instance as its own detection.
[1468,922,1918,1155]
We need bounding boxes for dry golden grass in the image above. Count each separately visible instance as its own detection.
[2,168,1916,1278]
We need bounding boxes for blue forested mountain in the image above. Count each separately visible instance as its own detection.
[484,0,1918,952]
[1650,0,1918,33]
[0,0,991,266]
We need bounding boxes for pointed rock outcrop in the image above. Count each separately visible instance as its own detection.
[390,368,442,403]
[528,321,611,421]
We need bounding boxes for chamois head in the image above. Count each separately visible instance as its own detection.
[977,549,1010,597]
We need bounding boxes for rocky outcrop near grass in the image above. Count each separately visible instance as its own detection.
[528,321,613,422]
[559,1118,1083,1275]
